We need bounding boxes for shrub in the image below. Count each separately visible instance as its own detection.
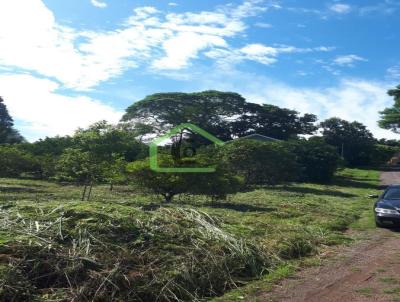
[370,144,399,165]
[220,139,297,186]
[287,138,340,183]
[0,146,39,177]
[126,155,242,202]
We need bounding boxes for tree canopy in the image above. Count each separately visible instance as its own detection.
[121,90,317,141]
[320,117,375,166]
[231,103,317,140]
[0,96,23,144]
[378,85,400,133]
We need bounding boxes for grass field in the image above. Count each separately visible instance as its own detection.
[0,168,381,301]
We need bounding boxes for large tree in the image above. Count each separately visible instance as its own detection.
[122,91,246,141]
[0,96,23,143]
[231,103,317,140]
[320,117,375,166]
[378,85,400,132]
[121,91,317,141]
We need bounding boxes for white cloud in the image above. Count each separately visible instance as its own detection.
[333,54,367,66]
[359,2,400,16]
[292,2,399,18]
[0,0,132,90]
[0,74,122,141]
[152,32,227,69]
[387,65,400,80]
[228,0,269,18]
[329,3,351,14]
[206,43,334,66]
[254,22,273,28]
[262,79,398,139]
[0,0,275,88]
[90,0,107,8]
[168,2,178,7]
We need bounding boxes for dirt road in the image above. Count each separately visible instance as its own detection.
[258,171,400,302]
[380,171,400,186]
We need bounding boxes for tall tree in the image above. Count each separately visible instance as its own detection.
[231,103,317,140]
[320,117,375,166]
[121,91,247,141]
[0,96,23,143]
[378,85,400,132]
[121,90,317,141]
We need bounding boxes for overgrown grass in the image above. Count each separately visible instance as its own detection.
[0,168,381,301]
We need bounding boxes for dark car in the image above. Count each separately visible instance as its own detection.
[374,184,400,227]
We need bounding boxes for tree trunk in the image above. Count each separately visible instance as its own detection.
[87,183,93,201]
[109,182,114,191]
[163,192,174,203]
[81,185,87,201]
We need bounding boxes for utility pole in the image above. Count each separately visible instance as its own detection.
[341,142,344,158]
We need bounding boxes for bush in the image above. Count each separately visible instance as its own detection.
[220,139,297,186]
[287,138,340,183]
[370,144,399,166]
[126,155,242,202]
[0,146,39,177]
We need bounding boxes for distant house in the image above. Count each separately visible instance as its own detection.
[389,153,400,166]
[229,133,281,143]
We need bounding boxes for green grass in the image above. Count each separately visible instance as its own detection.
[355,287,374,296]
[380,277,400,285]
[382,287,400,295]
[0,168,381,301]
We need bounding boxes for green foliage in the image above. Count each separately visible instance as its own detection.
[232,103,317,140]
[320,117,375,166]
[73,120,147,162]
[19,136,74,157]
[287,138,340,183]
[370,144,399,165]
[0,96,23,144]
[127,156,242,202]
[122,90,317,141]
[0,146,38,177]
[378,85,400,133]
[48,121,147,185]
[103,155,128,188]
[377,138,400,147]
[220,139,297,186]
[55,148,105,184]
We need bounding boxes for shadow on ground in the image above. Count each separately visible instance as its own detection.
[175,200,275,212]
[269,186,358,198]
[333,177,381,190]
[0,186,46,193]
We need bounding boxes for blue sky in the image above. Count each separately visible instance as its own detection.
[0,0,399,141]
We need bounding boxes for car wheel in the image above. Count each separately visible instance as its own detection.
[375,221,384,228]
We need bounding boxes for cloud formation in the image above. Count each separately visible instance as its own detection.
[206,44,333,67]
[333,55,368,66]
[90,0,107,8]
[0,0,321,91]
[0,74,122,141]
[329,3,351,14]
[387,65,400,80]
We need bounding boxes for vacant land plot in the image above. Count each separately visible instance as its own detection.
[247,171,400,302]
[0,168,380,301]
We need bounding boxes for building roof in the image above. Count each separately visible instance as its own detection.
[226,133,281,143]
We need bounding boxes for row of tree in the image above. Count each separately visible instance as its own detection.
[127,137,341,202]
[0,85,400,202]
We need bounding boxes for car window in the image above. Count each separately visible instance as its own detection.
[383,188,400,200]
